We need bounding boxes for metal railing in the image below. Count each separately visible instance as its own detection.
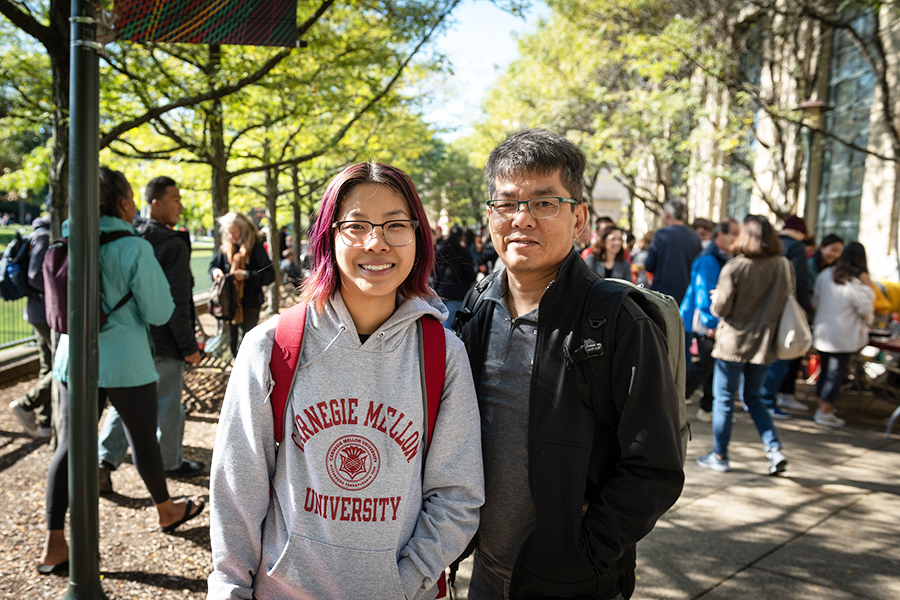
[0,297,36,349]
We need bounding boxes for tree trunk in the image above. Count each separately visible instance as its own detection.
[265,167,281,313]
[207,46,228,246]
[291,165,305,271]
[48,1,70,240]
[891,161,900,259]
[209,94,228,226]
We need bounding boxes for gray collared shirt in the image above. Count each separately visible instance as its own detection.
[475,271,539,585]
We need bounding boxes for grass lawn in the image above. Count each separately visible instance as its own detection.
[0,227,217,346]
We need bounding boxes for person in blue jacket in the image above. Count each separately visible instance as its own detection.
[680,220,739,422]
[38,167,204,575]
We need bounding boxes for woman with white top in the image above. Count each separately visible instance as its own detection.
[811,242,875,427]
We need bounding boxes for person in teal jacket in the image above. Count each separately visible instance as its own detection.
[38,167,205,575]
[679,220,739,421]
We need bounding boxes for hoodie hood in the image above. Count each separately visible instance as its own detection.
[303,291,448,356]
[60,215,136,238]
[134,216,179,246]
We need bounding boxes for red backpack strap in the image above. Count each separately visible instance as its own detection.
[270,303,307,444]
[419,315,448,598]
[419,315,446,456]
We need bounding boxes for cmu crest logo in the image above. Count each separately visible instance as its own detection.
[326,435,381,491]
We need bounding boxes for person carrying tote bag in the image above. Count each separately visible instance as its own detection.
[776,256,813,361]
[698,215,791,476]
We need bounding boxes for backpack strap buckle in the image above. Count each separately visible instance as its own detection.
[564,337,604,367]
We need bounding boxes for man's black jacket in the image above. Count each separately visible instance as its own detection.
[459,251,685,599]
[780,234,809,311]
[135,217,199,360]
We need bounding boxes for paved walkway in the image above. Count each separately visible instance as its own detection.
[1,355,896,598]
[453,385,900,599]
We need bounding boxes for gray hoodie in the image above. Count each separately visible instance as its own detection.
[208,292,484,600]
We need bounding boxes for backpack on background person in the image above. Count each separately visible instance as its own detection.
[207,273,238,322]
[42,231,136,333]
[0,231,34,301]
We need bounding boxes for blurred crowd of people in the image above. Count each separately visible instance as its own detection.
[425,203,899,478]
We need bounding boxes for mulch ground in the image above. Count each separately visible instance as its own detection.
[0,291,304,599]
[0,371,225,599]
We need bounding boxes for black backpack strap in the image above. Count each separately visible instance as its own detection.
[107,290,134,314]
[99,230,137,315]
[564,279,633,432]
[100,230,136,245]
[451,269,498,335]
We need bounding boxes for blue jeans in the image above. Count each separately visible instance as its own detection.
[98,356,186,471]
[712,360,782,458]
[760,358,791,409]
[816,351,852,406]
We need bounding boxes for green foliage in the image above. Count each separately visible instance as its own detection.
[97,0,461,224]
[0,17,53,198]
[467,1,708,212]
[2,0,493,230]
[409,136,489,227]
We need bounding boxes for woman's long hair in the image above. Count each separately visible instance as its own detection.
[812,234,845,272]
[300,163,435,312]
[217,212,258,256]
[592,225,625,263]
[731,215,782,257]
[832,241,868,285]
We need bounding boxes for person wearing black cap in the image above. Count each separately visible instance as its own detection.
[760,215,811,418]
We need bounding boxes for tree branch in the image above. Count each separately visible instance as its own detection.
[0,0,52,51]
[99,47,294,148]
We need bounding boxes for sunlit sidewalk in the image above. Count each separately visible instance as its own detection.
[453,386,900,600]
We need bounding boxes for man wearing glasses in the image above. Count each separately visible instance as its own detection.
[455,129,684,600]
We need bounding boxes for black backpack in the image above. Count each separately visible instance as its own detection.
[0,231,34,301]
[42,231,136,334]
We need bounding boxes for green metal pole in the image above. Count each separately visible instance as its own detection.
[65,0,105,598]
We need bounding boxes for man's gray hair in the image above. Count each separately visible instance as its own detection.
[663,200,686,221]
[485,128,586,202]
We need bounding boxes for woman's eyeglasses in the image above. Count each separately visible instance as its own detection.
[332,220,419,247]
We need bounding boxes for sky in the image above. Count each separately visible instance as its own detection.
[425,0,549,141]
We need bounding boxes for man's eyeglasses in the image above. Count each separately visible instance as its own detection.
[332,219,419,247]
[486,197,579,220]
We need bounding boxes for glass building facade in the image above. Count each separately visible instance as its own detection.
[818,12,876,242]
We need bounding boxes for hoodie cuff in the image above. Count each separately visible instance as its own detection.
[398,556,425,600]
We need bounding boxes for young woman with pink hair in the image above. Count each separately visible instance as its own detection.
[208,163,484,600]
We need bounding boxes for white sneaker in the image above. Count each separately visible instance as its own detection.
[814,410,846,427]
[695,407,712,423]
[777,393,808,411]
[9,401,40,439]
[767,448,788,475]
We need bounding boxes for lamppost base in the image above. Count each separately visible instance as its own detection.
[64,581,108,600]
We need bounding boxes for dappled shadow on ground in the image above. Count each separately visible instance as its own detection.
[0,378,214,600]
[100,570,208,592]
[0,432,48,474]
[636,380,900,600]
